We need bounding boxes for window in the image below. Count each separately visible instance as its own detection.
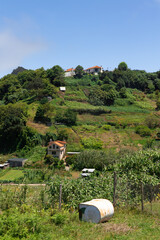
[52,151,56,155]
[52,144,55,149]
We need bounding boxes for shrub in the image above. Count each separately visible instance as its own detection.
[135,125,152,137]
[81,137,103,149]
[65,155,78,166]
[74,150,107,170]
[57,129,68,141]
[55,108,77,126]
[51,213,67,225]
[102,125,111,130]
[44,155,64,169]
[145,115,160,129]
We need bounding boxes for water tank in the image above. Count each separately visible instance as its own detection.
[79,199,114,224]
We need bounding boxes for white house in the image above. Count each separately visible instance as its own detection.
[84,66,103,75]
[47,140,67,160]
[65,68,75,77]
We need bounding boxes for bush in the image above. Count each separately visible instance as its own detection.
[102,125,111,130]
[44,155,64,169]
[51,213,68,225]
[55,108,77,126]
[57,129,68,141]
[81,137,103,149]
[145,115,160,129]
[65,155,78,166]
[135,125,152,137]
[72,150,107,170]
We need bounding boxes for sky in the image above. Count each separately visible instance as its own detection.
[1,0,160,77]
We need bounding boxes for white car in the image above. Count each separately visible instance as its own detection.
[81,168,95,177]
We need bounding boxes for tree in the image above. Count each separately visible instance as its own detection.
[0,103,28,152]
[46,65,64,86]
[156,98,160,110]
[118,62,128,71]
[55,109,77,126]
[75,65,84,78]
[34,103,54,124]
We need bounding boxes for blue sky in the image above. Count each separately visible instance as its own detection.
[0,0,160,77]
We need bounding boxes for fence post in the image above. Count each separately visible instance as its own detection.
[59,184,62,210]
[113,172,117,207]
[141,182,144,212]
[150,185,153,213]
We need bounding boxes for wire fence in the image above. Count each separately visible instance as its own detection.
[113,172,160,215]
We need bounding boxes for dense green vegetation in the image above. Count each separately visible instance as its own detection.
[0,63,160,238]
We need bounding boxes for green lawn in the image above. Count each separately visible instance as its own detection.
[0,169,24,181]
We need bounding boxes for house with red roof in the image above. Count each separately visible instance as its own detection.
[47,140,67,160]
[84,66,103,75]
[65,68,75,77]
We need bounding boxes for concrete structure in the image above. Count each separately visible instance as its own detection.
[79,199,114,223]
[8,158,27,167]
[60,86,66,92]
[65,68,75,77]
[67,152,80,155]
[47,140,66,160]
[0,163,9,169]
[84,66,103,75]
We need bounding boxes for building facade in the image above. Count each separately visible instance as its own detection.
[47,140,66,160]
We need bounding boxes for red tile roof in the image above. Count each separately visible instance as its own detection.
[48,140,66,147]
[86,66,102,70]
[65,68,74,72]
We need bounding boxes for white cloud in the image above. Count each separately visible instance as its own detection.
[0,18,46,75]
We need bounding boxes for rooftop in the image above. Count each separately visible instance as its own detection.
[85,65,102,70]
[48,140,67,147]
[8,158,27,162]
[65,68,75,72]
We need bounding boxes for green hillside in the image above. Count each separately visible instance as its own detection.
[0,63,160,157]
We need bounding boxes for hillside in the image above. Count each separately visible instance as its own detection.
[0,63,160,156]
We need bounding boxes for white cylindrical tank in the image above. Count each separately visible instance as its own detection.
[79,199,114,224]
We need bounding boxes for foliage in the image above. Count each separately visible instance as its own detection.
[46,65,65,86]
[44,155,65,169]
[34,102,54,124]
[55,108,77,126]
[0,103,30,152]
[88,87,118,106]
[118,62,128,71]
[135,125,152,137]
[81,137,103,149]
[156,98,160,110]
[145,115,160,129]
[57,129,68,141]
[74,65,84,78]
[47,173,113,208]
[73,150,107,170]
[102,124,112,130]
[65,154,78,166]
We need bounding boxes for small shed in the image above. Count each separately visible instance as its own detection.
[8,158,27,167]
[60,87,66,92]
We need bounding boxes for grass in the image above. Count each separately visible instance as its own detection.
[0,186,159,240]
[107,104,151,113]
[0,169,24,181]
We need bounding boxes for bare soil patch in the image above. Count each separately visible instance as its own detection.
[27,121,49,134]
[100,222,133,234]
